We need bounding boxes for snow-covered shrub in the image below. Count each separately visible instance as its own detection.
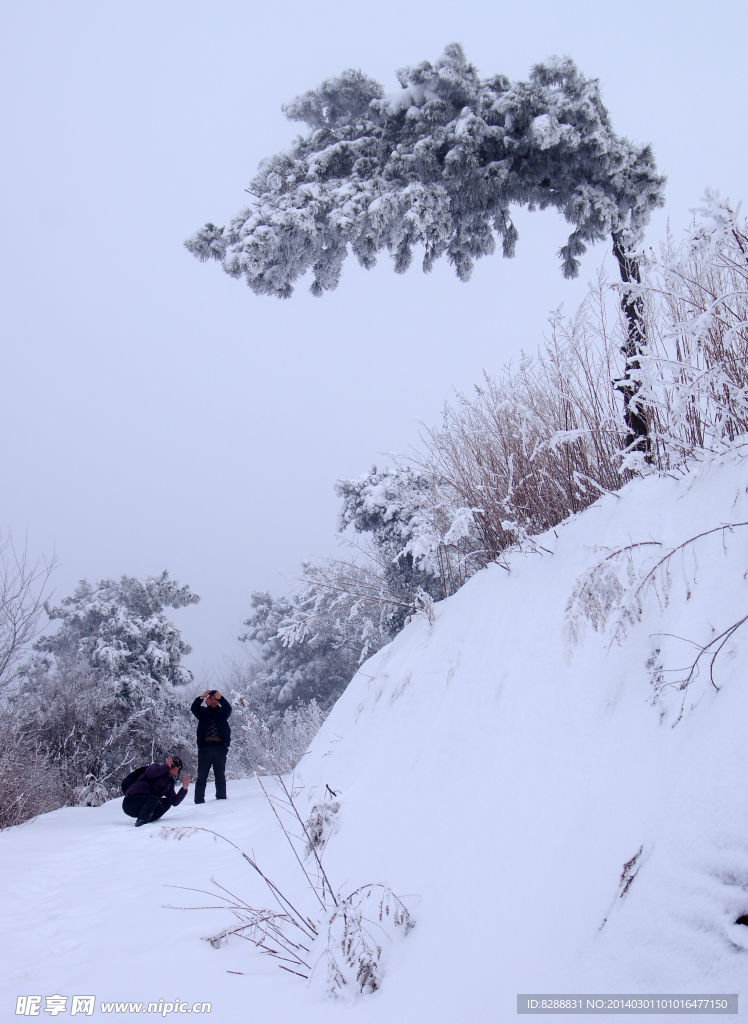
[304,794,340,857]
[230,696,327,776]
[170,778,414,1001]
[0,716,63,828]
[563,540,660,649]
[312,884,415,998]
[565,494,748,721]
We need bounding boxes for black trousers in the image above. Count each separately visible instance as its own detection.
[195,744,228,803]
[122,794,171,824]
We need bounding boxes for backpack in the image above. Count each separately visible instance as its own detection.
[121,765,148,796]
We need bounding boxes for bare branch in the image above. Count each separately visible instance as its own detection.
[0,532,56,690]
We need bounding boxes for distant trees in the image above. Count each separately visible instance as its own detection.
[187,43,665,450]
[236,464,485,722]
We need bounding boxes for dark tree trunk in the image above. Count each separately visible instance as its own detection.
[612,233,651,459]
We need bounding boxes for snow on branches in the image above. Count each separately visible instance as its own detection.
[564,482,748,722]
[186,44,665,297]
[36,571,199,690]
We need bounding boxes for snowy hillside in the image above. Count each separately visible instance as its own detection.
[3,444,748,1022]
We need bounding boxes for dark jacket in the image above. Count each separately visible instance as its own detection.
[125,763,187,807]
[191,696,232,749]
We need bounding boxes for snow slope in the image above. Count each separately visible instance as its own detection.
[3,445,748,1022]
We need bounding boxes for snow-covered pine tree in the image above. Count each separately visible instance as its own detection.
[187,44,665,451]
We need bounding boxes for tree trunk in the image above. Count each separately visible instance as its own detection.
[612,233,651,459]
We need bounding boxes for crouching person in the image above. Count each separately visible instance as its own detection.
[122,756,191,827]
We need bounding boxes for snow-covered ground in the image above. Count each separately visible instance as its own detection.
[3,445,748,1021]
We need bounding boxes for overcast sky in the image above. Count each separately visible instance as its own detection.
[2,0,746,678]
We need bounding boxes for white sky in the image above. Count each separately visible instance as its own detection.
[2,0,746,677]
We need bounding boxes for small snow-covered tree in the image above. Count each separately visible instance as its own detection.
[187,44,665,451]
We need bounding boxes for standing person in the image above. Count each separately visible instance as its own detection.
[191,689,232,804]
[122,756,190,827]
